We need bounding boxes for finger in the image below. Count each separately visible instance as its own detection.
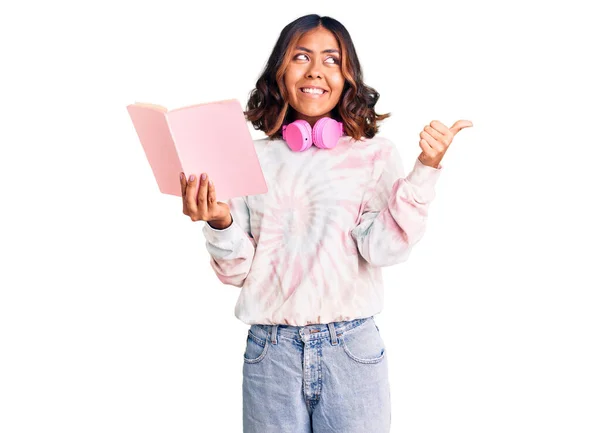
[197,173,209,215]
[420,130,445,151]
[419,139,434,154]
[424,125,445,142]
[207,179,217,210]
[185,174,199,215]
[430,120,449,135]
[179,172,187,198]
[180,173,189,214]
[418,142,437,165]
[449,120,474,136]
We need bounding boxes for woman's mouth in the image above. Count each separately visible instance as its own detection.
[299,87,327,98]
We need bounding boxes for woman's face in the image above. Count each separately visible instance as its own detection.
[284,27,345,126]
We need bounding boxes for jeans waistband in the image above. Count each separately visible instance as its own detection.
[251,316,372,345]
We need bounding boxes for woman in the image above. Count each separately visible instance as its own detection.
[180,13,472,433]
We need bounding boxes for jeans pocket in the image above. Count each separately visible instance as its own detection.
[340,319,386,364]
[243,329,269,364]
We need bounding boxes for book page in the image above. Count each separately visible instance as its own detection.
[131,102,168,112]
[166,99,267,201]
[127,105,183,196]
[169,99,237,113]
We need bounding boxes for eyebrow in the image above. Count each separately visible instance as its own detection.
[296,46,340,55]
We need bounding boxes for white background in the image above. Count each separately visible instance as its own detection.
[1,0,599,432]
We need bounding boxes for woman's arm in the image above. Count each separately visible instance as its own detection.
[351,141,442,267]
[202,196,256,287]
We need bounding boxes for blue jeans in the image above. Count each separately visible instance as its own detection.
[242,316,391,432]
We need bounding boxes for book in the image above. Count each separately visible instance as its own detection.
[126,98,268,201]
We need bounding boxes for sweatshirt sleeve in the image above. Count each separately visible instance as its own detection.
[350,141,443,267]
[202,196,256,287]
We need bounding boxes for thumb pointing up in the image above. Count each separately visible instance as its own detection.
[418,119,473,168]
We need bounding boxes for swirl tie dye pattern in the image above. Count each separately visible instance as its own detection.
[202,136,442,326]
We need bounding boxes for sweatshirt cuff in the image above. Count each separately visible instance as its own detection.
[406,157,443,188]
[202,216,244,245]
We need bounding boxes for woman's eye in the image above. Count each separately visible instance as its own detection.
[294,53,339,64]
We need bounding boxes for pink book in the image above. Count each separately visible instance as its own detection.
[126,99,268,201]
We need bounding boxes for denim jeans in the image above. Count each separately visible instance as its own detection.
[242,316,391,432]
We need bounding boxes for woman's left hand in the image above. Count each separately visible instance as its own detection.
[418,120,473,168]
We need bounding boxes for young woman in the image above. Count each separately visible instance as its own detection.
[180,14,472,433]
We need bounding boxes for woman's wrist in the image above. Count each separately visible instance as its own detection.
[207,213,233,230]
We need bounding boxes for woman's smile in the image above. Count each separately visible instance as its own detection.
[298,86,328,99]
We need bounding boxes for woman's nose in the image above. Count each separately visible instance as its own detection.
[305,66,322,79]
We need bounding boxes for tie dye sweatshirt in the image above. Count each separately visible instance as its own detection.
[201,135,443,326]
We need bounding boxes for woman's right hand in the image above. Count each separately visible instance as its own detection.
[180,172,232,228]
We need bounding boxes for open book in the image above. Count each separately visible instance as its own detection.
[126,99,268,201]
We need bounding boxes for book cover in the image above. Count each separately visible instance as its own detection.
[126,99,268,201]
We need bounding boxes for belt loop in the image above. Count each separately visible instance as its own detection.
[328,322,338,346]
[270,325,278,345]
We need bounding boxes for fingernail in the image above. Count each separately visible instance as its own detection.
[201,173,207,180]
[209,180,213,186]
[189,175,195,182]
[180,173,184,180]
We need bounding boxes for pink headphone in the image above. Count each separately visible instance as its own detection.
[282,117,344,152]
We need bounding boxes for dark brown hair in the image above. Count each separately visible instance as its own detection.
[245,14,390,140]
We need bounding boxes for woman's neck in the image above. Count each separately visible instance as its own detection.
[291,111,333,127]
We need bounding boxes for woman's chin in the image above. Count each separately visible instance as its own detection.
[290,108,333,122]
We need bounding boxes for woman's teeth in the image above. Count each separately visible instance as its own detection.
[301,88,325,94]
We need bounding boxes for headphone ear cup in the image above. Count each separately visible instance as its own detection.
[312,118,343,149]
[283,120,313,152]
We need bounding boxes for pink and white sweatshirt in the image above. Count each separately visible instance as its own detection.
[201,135,443,326]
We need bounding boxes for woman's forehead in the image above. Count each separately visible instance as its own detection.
[295,27,340,50]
